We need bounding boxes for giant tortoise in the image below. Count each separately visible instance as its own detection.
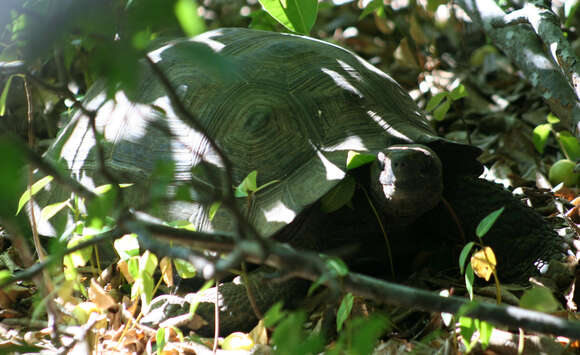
[33,28,563,335]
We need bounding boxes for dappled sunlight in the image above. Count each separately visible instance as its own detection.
[262,200,297,224]
[337,59,363,81]
[367,110,412,141]
[316,150,346,181]
[320,68,363,98]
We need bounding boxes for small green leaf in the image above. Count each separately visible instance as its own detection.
[0,270,12,284]
[167,220,196,231]
[114,234,140,261]
[39,200,69,221]
[449,85,467,100]
[174,0,205,37]
[209,201,221,221]
[346,151,376,170]
[359,0,383,19]
[94,183,133,195]
[235,170,258,198]
[320,176,355,213]
[476,319,494,349]
[263,301,287,328]
[336,292,354,331]
[465,264,474,300]
[156,328,167,355]
[17,175,54,215]
[140,250,158,277]
[476,206,504,238]
[67,234,94,268]
[433,99,451,121]
[459,241,475,274]
[557,131,580,161]
[546,113,560,124]
[258,0,318,34]
[0,75,14,117]
[519,287,559,312]
[173,259,196,278]
[189,279,214,316]
[425,92,447,112]
[459,316,477,352]
[532,123,552,154]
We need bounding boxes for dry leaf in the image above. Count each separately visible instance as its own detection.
[471,247,497,281]
[89,278,116,311]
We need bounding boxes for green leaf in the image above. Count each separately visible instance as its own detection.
[519,287,559,312]
[17,175,54,215]
[263,301,287,328]
[433,99,451,121]
[156,328,167,355]
[189,280,214,316]
[425,92,447,112]
[449,84,467,100]
[258,0,318,34]
[546,112,560,124]
[359,0,383,19]
[476,319,494,350]
[209,201,221,221]
[94,183,133,195]
[0,75,14,117]
[476,206,504,238]
[114,234,140,261]
[346,151,376,170]
[40,200,69,221]
[173,258,196,278]
[557,131,580,161]
[320,176,355,213]
[459,241,475,274]
[235,170,258,198]
[336,293,354,331]
[67,234,94,268]
[465,264,474,300]
[174,0,205,37]
[532,123,552,154]
[167,220,196,231]
[140,250,158,277]
[459,316,477,352]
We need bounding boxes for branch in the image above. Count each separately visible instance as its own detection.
[455,0,580,130]
[137,216,580,340]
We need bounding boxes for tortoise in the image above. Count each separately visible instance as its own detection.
[33,28,563,334]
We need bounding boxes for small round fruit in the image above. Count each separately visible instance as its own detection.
[549,159,580,187]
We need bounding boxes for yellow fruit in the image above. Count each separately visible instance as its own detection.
[549,159,580,187]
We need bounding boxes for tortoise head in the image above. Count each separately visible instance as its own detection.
[370,144,443,224]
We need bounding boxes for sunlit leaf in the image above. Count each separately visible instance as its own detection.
[39,200,69,221]
[114,234,140,261]
[175,0,205,37]
[67,234,94,268]
[533,123,552,154]
[470,247,497,281]
[0,75,14,117]
[173,258,196,278]
[140,250,158,277]
[258,0,318,34]
[17,175,54,215]
[465,264,474,300]
[476,207,504,238]
[346,151,376,170]
[546,112,560,124]
[476,319,494,349]
[235,170,258,198]
[222,332,254,351]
